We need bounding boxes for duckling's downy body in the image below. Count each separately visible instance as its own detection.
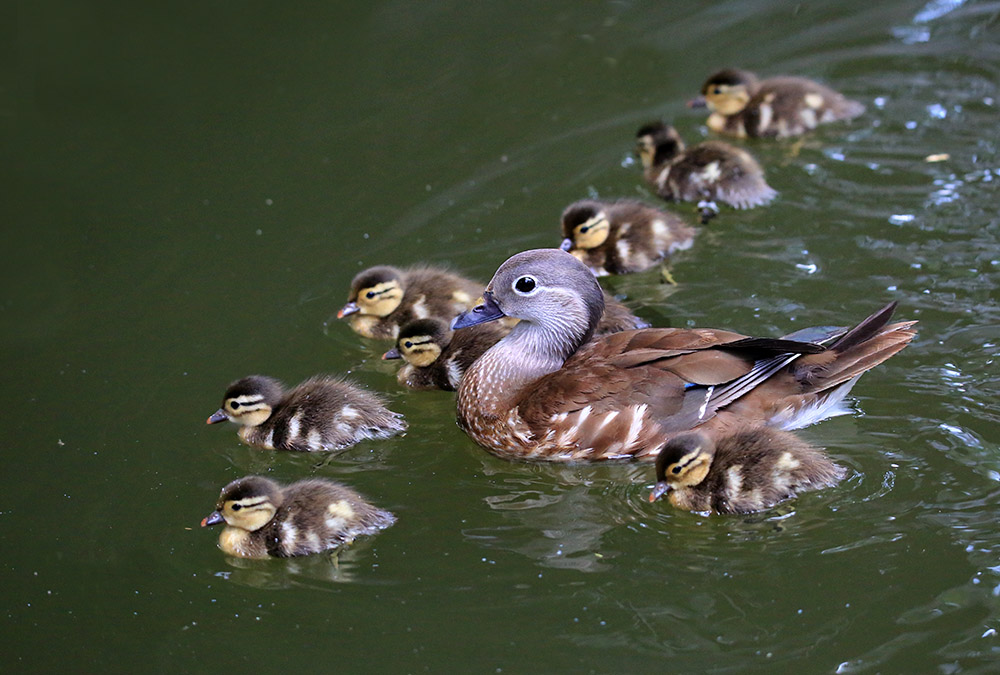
[636,122,776,216]
[452,249,916,462]
[690,69,865,139]
[200,476,395,558]
[559,199,696,276]
[649,427,846,514]
[337,265,483,340]
[207,375,406,451]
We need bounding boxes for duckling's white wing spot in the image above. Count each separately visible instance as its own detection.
[262,430,275,449]
[700,161,722,184]
[452,290,472,305]
[618,222,631,235]
[615,239,631,262]
[776,452,801,471]
[655,166,672,190]
[756,103,774,134]
[804,93,825,109]
[327,500,356,520]
[446,357,464,389]
[798,107,818,129]
[307,429,323,449]
[286,410,303,442]
[306,531,322,551]
[725,464,744,501]
[281,521,298,547]
[340,405,359,420]
[411,296,429,319]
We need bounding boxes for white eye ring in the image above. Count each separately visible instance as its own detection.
[513,275,539,296]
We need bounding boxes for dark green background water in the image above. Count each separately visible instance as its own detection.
[5,1,1000,671]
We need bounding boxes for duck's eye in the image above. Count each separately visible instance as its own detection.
[671,466,682,475]
[404,341,413,349]
[230,401,240,410]
[365,290,376,299]
[579,226,590,234]
[231,503,242,511]
[713,87,722,95]
[514,276,537,294]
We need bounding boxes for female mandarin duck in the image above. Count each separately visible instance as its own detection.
[688,68,866,139]
[337,265,483,340]
[649,427,846,514]
[200,476,395,558]
[206,374,406,451]
[559,199,696,276]
[635,122,776,223]
[383,292,648,391]
[452,249,915,462]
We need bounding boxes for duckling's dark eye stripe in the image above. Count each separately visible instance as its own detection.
[673,451,703,472]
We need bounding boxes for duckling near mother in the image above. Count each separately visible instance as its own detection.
[206,374,406,451]
[200,475,395,558]
[688,68,866,139]
[635,122,776,223]
[559,199,695,276]
[648,427,846,514]
[452,249,916,463]
[337,265,483,340]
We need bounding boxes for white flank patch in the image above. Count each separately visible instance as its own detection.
[446,358,464,389]
[804,93,824,109]
[307,429,323,449]
[576,405,592,426]
[598,411,620,430]
[411,296,429,319]
[281,521,298,545]
[341,405,359,420]
[757,103,773,133]
[616,239,631,262]
[799,107,817,129]
[623,404,647,450]
[776,452,801,471]
[651,219,668,239]
[286,411,303,441]
[325,517,346,531]
[306,531,322,550]
[262,430,275,449]
[725,465,744,499]
[655,166,672,190]
[701,161,722,184]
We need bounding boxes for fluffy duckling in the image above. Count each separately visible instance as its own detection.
[648,427,846,514]
[452,249,916,463]
[200,476,395,558]
[206,375,406,451]
[559,199,696,276]
[383,318,510,391]
[689,68,866,139]
[337,265,484,340]
[635,122,776,223]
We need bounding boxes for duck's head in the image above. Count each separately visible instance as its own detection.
[649,432,716,502]
[635,122,685,169]
[560,201,611,252]
[452,249,604,356]
[383,318,452,367]
[338,266,405,319]
[200,476,281,531]
[206,375,283,427]
[688,69,758,115]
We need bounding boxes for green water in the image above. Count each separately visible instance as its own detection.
[5,1,1000,671]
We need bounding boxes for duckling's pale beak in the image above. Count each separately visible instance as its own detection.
[686,96,707,109]
[649,481,671,503]
[206,409,228,424]
[559,238,573,252]
[201,510,224,527]
[452,290,505,330]
[337,302,360,319]
[382,347,401,360]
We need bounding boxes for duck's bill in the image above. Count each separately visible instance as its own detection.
[648,481,671,503]
[686,96,707,109]
[452,291,505,330]
[337,302,360,319]
[382,347,401,360]
[201,511,224,527]
[206,409,228,424]
[559,238,573,252]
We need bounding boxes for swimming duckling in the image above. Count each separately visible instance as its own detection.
[337,265,484,340]
[688,69,866,139]
[206,375,406,451]
[559,199,696,276]
[384,318,510,391]
[648,427,846,514]
[452,248,916,463]
[635,122,776,223]
[200,475,395,558]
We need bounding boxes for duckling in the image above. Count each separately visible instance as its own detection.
[200,475,395,558]
[206,375,406,451]
[688,68,866,139]
[452,248,916,463]
[648,427,846,514]
[337,265,484,340]
[383,293,646,391]
[383,318,510,391]
[635,122,776,223]
[559,199,696,276]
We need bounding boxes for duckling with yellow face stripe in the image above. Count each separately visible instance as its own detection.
[337,265,484,340]
[200,476,395,558]
[649,427,846,514]
[559,199,696,276]
[206,375,406,451]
